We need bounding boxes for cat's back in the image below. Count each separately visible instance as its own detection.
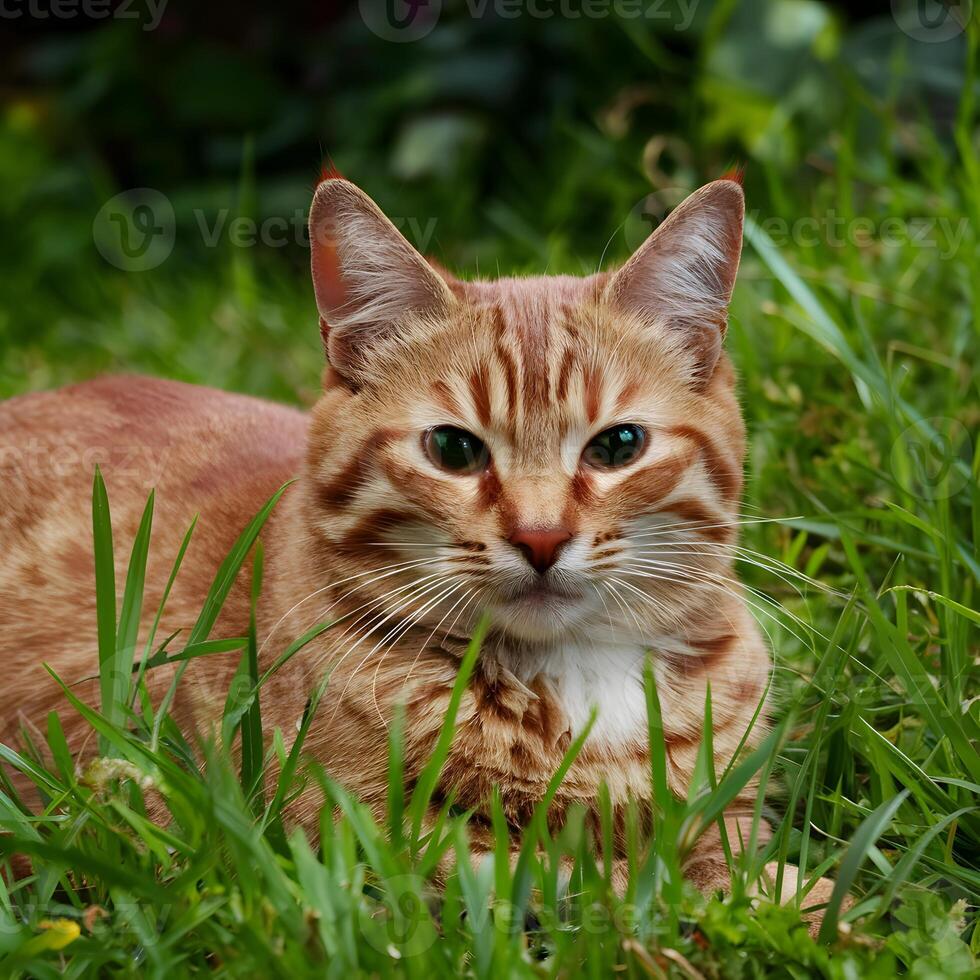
[0,374,308,537]
[0,376,307,738]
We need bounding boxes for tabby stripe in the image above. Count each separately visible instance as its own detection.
[584,365,602,424]
[478,463,504,510]
[432,380,462,417]
[475,678,521,724]
[568,470,596,507]
[468,369,492,427]
[617,449,697,509]
[489,302,508,339]
[338,508,417,550]
[556,346,576,401]
[317,456,368,509]
[664,728,701,752]
[672,634,737,675]
[495,342,520,420]
[691,633,737,656]
[667,424,741,501]
[615,380,641,414]
[516,312,550,408]
[380,458,456,518]
[316,428,401,509]
[662,498,729,540]
[522,352,550,408]
[479,464,517,529]
[732,673,766,706]
[664,695,749,751]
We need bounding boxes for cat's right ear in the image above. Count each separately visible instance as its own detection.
[309,178,454,383]
[603,179,744,387]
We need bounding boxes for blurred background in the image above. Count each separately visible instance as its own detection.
[0,0,972,402]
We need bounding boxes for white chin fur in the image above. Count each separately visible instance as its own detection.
[488,595,594,643]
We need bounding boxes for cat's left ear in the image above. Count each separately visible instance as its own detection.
[604,179,744,386]
[309,178,454,382]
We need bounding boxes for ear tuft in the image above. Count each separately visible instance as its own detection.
[718,164,744,186]
[318,157,345,185]
[604,179,744,386]
[309,179,453,381]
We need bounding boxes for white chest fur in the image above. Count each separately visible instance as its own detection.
[500,639,651,744]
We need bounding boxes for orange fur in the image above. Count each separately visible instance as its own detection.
[0,178,831,917]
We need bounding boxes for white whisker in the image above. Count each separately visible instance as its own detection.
[378,582,474,724]
[304,571,454,689]
[634,540,844,598]
[336,577,463,716]
[627,514,800,539]
[325,574,460,713]
[257,555,444,657]
[292,567,451,676]
[618,560,823,650]
[440,587,484,645]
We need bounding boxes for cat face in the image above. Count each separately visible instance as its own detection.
[306,179,745,646]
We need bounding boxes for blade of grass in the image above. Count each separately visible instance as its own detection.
[132,515,197,704]
[114,490,154,717]
[816,790,909,943]
[92,466,117,755]
[150,483,291,751]
[239,544,265,809]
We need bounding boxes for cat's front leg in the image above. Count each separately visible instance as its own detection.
[682,813,842,936]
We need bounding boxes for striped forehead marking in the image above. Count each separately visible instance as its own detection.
[460,275,605,426]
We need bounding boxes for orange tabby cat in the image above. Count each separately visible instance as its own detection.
[0,175,832,911]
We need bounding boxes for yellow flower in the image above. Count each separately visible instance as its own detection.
[37,919,81,950]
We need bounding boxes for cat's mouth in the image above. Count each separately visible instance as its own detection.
[502,579,584,605]
[487,579,595,642]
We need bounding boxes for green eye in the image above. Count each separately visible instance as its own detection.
[424,426,490,474]
[583,424,646,470]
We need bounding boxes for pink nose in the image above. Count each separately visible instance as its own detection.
[508,526,573,574]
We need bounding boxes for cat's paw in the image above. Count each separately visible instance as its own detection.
[759,861,851,939]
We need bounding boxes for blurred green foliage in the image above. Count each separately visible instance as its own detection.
[0,0,970,398]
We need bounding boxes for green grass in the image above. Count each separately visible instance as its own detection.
[3,476,975,979]
[1,6,979,975]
